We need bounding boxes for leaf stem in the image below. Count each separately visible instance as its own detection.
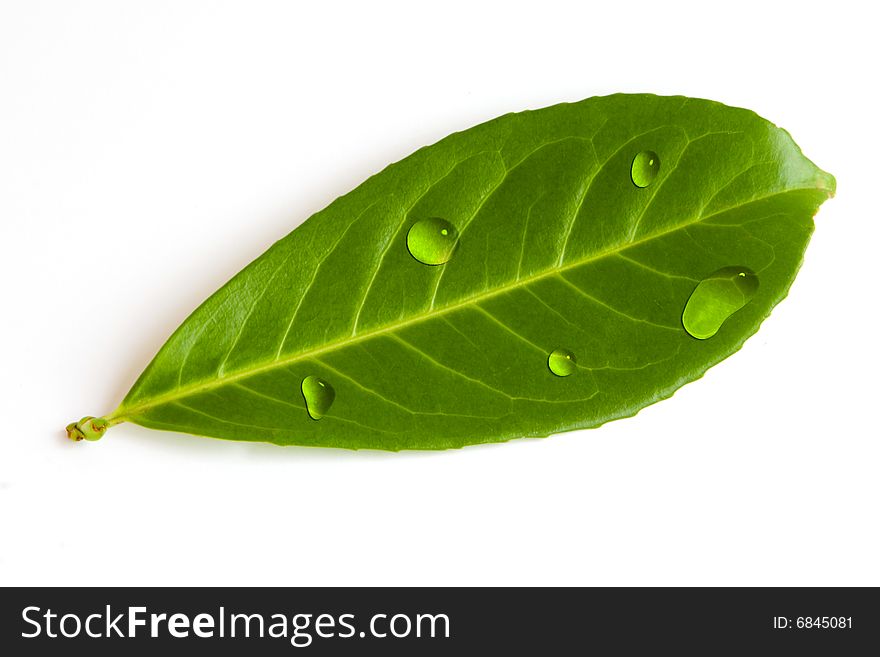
[65,415,122,442]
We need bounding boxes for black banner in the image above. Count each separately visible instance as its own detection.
[1,587,876,654]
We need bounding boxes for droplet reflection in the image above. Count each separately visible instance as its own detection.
[631,150,660,188]
[301,375,336,420]
[406,218,459,265]
[548,348,577,377]
[682,267,759,339]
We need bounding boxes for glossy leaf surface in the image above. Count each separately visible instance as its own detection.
[85,95,835,449]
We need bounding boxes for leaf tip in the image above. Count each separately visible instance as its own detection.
[819,169,837,198]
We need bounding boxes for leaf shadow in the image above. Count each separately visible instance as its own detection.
[114,423,444,463]
[107,421,543,463]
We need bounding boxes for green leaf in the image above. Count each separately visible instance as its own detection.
[70,94,835,450]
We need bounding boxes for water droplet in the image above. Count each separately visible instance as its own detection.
[301,375,335,420]
[682,267,759,340]
[406,217,459,265]
[548,348,577,377]
[631,150,660,188]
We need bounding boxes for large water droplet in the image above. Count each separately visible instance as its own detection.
[631,150,660,188]
[548,348,577,377]
[406,217,459,265]
[682,267,759,340]
[301,375,335,420]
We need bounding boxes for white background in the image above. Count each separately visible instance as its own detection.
[1,0,876,586]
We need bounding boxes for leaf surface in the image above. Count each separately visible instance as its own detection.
[86,95,835,449]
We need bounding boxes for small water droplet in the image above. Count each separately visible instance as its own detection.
[631,150,660,188]
[406,217,459,265]
[682,267,759,340]
[301,375,335,420]
[548,348,577,377]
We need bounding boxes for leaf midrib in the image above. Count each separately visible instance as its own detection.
[110,184,822,423]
